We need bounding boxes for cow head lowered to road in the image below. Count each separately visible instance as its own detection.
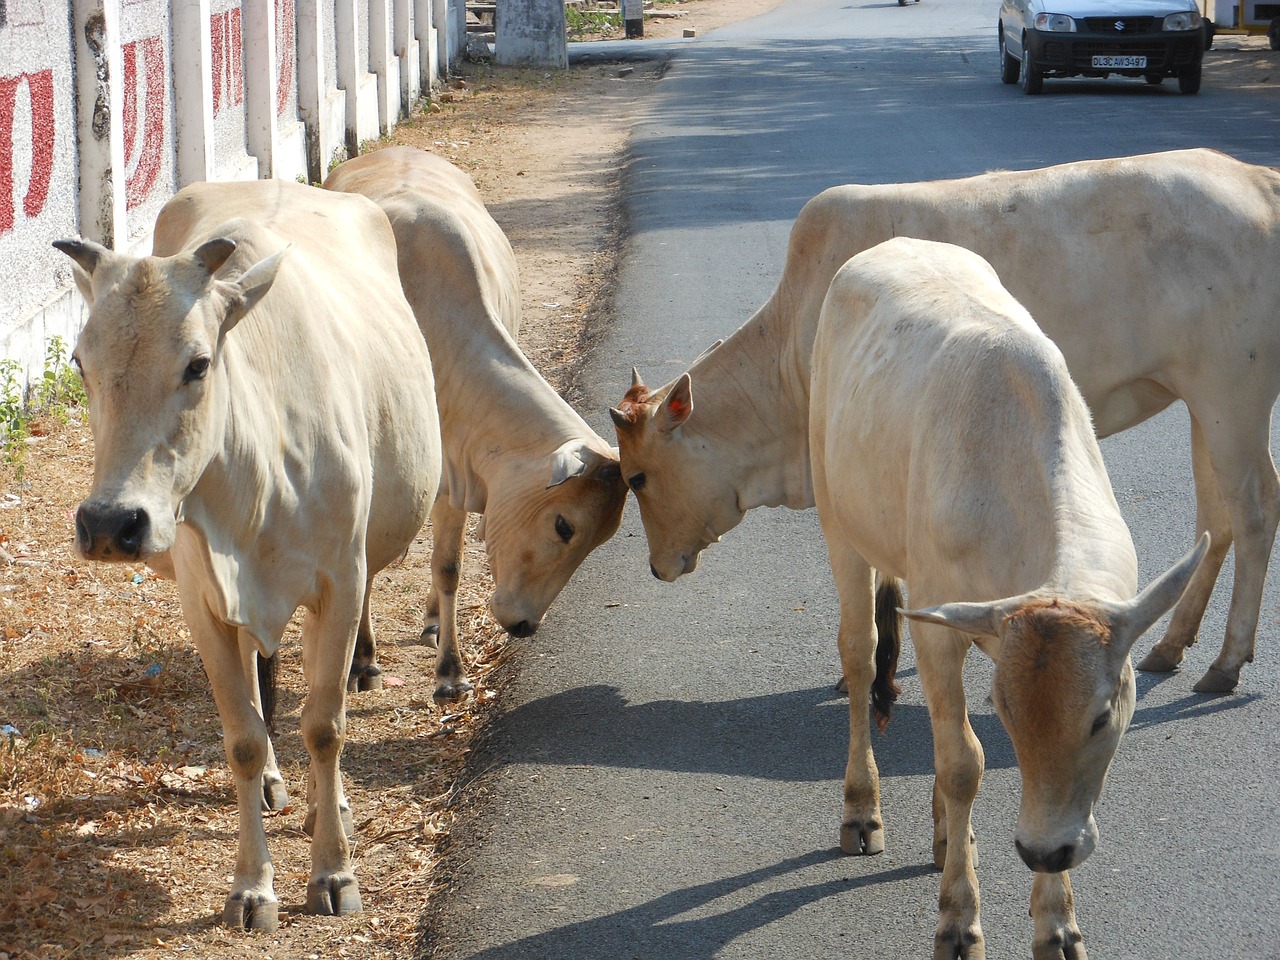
[325,147,626,702]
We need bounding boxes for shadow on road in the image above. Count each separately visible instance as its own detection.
[433,849,935,960]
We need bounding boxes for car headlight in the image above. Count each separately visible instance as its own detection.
[1033,12,1077,30]
[1163,9,1202,29]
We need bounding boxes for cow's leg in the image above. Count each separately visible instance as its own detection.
[348,582,383,692]
[183,607,278,930]
[917,624,985,960]
[1030,871,1087,960]
[1151,407,1280,692]
[426,499,472,703]
[246,648,288,811]
[830,548,883,855]
[1138,415,1232,674]
[298,581,363,917]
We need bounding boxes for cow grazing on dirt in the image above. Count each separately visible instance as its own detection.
[55,179,442,931]
[803,237,1207,958]
[324,147,626,703]
[612,148,1280,694]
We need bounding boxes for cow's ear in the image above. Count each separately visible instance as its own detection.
[193,237,237,276]
[1106,532,1209,655]
[901,600,1005,640]
[547,440,590,489]
[221,247,288,335]
[659,373,693,433]
[53,238,111,305]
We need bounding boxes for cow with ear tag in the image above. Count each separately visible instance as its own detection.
[55,178,441,932]
[324,147,627,703]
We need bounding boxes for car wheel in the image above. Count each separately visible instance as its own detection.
[1144,74,1163,85]
[1178,62,1202,94]
[1269,17,1280,50]
[1203,18,1215,49]
[1019,39,1043,94]
[999,29,1020,84]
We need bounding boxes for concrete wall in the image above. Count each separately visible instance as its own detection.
[0,0,464,393]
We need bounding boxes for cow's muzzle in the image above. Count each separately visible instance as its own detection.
[76,502,151,561]
[506,619,538,639]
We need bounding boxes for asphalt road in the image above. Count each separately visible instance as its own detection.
[425,3,1280,958]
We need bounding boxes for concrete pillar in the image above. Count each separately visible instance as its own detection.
[170,0,216,187]
[495,0,567,68]
[242,0,279,177]
[71,0,128,247]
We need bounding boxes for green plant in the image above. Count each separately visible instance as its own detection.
[34,335,86,422]
[565,6,622,39]
[0,358,27,457]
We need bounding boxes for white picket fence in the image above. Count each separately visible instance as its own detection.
[0,0,469,392]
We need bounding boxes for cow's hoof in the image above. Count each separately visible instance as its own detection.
[1135,646,1182,673]
[262,775,289,811]
[1192,666,1239,695]
[223,891,279,931]
[934,925,985,960]
[1033,927,1087,960]
[306,873,362,916]
[346,664,383,693]
[433,676,474,705]
[420,625,440,650]
[840,818,885,855]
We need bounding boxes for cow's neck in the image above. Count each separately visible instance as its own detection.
[432,317,598,512]
[686,295,815,512]
[1044,447,1139,605]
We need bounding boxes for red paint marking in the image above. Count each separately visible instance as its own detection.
[0,68,56,236]
[124,37,166,210]
[276,0,295,116]
[211,11,225,113]
[211,10,244,117]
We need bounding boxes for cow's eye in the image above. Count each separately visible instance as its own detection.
[183,357,211,384]
[1090,709,1111,736]
[555,515,574,543]
[629,473,646,491]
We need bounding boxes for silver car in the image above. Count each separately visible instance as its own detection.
[999,0,1206,93]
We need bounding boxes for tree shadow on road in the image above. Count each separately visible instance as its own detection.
[425,847,934,960]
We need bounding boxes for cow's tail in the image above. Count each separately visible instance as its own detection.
[258,652,278,732]
[871,573,904,732]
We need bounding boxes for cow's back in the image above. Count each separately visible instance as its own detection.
[323,147,523,342]
[810,238,1124,604]
[788,149,1280,437]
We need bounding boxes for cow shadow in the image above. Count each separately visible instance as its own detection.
[420,848,935,960]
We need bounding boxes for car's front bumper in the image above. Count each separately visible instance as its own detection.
[1025,20,1203,76]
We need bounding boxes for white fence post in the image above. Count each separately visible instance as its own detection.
[1,0,442,387]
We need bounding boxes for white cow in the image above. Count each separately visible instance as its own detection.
[325,147,626,702]
[612,148,1280,694]
[816,239,1203,958]
[56,179,442,930]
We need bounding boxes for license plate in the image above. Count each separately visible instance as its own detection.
[1092,55,1147,68]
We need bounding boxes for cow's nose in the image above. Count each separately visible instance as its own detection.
[507,620,537,639]
[1014,839,1075,874]
[650,563,661,580]
[76,503,150,561]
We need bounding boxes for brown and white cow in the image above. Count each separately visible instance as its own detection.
[325,147,626,702]
[612,148,1280,694]
[56,179,441,930]
[812,238,1204,958]
[325,152,629,706]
